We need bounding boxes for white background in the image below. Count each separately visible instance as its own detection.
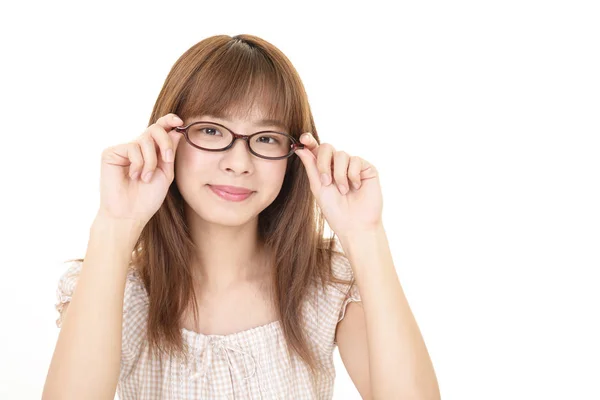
[0,0,598,399]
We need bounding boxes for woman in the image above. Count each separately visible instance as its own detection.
[43,34,440,399]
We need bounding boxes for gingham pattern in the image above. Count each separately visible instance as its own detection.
[55,249,361,399]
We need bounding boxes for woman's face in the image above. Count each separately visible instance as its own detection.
[174,109,289,227]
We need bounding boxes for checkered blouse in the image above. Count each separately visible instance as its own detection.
[55,249,361,399]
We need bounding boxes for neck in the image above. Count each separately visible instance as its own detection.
[186,210,270,293]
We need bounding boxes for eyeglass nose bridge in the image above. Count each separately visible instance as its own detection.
[224,131,252,151]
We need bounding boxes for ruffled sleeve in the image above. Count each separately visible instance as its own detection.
[330,247,362,345]
[303,241,362,353]
[54,260,149,379]
[332,252,362,324]
[55,260,83,329]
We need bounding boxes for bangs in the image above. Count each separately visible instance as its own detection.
[177,40,298,135]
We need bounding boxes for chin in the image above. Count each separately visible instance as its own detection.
[200,208,258,227]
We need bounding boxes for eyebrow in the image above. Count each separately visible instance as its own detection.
[198,114,287,131]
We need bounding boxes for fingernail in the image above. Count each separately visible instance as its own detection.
[173,115,183,124]
[321,173,331,186]
[339,185,348,195]
[301,133,310,143]
[353,182,361,190]
[143,171,153,183]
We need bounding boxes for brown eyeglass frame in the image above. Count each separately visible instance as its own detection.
[174,121,306,160]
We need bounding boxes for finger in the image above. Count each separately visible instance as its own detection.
[127,143,144,180]
[359,158,379,181]
[161,131,184,181]
[294,147,322,193]
[137,134,158,183]
[333,151,351,195]
[147,124,175,164]
[102,143,144,180]
[167,129,185,161]
[155,113,184,133]
[348,156,363,190]
[147,123,185,166]
[299,132,319,157]
[151,113,184,161]
[316,143,335,186]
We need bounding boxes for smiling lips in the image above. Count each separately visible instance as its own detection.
[210,185,253,194]
[208,185,255,201]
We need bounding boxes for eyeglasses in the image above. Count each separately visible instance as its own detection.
[174,121,305,160]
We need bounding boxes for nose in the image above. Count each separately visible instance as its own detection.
[220,136,253,175]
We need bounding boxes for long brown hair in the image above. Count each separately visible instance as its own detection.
[69,34,353,375]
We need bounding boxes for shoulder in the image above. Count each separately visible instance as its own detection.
[54,259,149,378]
[55,260,149,329]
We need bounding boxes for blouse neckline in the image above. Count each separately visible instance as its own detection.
[180,319,281,340]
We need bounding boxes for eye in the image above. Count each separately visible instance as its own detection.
[256,135,279,144]
[201,127,221,136]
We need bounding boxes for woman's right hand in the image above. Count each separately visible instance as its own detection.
[97,113,185,226]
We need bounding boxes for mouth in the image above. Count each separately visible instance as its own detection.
[207,184,255,202]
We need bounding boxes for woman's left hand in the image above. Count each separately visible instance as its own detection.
[294,132,383,238]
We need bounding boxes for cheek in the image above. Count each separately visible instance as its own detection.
[175,150,216,180]
[258,162,287,191]
[251,163,287,207]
